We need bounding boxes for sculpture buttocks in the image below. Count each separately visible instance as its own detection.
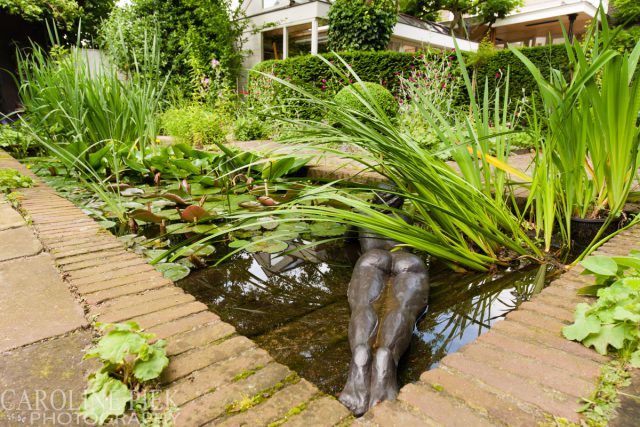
[339,186,430,416]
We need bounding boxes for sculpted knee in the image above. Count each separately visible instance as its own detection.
[356,249,392,271]
[392,253,427,275]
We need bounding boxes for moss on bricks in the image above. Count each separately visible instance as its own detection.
[225,372,300,415]
[232,364,265,382]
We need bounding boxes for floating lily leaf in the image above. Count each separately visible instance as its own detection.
[257,216,279,230]
[144,249,169,262]
[121,201,145,210]
[198,176,219,187]
[106,183,131,192]
[156,209,181,221]
[98,220,117,229]
[165,223,193,234]
[191,224,218,234]
[129,209,167,224]
[247,239,289,254]
[228,239,249,249]
[155,263,190,281]
[180,205,211,222]
[142,193,190,206]
[309,222,348,237]
[182,244,215,257]
[190,183,222,196]
[263,230,299,240]
[239,201,264,210]
[150,199,176,209]
[121,187,145,197]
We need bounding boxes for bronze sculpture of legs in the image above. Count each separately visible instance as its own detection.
[339,249,429,415]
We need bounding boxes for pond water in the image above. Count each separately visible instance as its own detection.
[178,242,553,397]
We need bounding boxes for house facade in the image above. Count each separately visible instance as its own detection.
[240,0,479,74]
[476,0,608,47]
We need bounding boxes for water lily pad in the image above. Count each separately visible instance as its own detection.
[257,216,279,230]
[129,209,167,224]
[155,263,190,281]
[190,183,222,196]
[263,230,299,240]
[144,249,169,262]
[180,205,211,222]
[165,223,193,234]
[156,209,181,220]
[121,187,145,197]
[121,201,145,210]
[191,224,218,234]
[309,222,348,237]
[247,239,289,254]
[98,220,117,229]
[182,244,216,257]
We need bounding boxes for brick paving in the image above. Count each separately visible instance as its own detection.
[1,148,638,426]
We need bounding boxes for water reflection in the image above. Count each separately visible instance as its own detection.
[178,244,550,396]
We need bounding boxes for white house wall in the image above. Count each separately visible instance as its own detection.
[493,0,606,27]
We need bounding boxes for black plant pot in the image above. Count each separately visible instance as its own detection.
[571,216,622,249]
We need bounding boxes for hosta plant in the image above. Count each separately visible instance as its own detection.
[563,253,640,366]
[79,322,170,425]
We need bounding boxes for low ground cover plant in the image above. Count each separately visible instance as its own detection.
[563,253,640,365]
[80,322,172,425]
[0,169,33,193]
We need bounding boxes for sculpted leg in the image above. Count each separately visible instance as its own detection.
[369,252,429,409]
[339,249,390,416]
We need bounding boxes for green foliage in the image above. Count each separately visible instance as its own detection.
[0,0,79,28]
[100,0,246,95]
[160,105,227,146]
[328,0,397,52]
[250,46,569,120]
[334,82,399,121]
[399,0,522,33]
[611,26,640,53]
[0,169,33,193]
[612,0,640,25]
[80,322,169,425]
[233,114,270,142]
[77,0,115,45]
[17,38,165,160]
[512,10,640,253]
[563,253,640,365]
[0,125,35,158]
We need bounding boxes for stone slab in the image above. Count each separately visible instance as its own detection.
[0,330,98,426]
[0,226,42,262]
[0,253,87,352]
[0,202,25,231]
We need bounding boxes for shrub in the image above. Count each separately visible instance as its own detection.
[328,0,397,51]
[233,115,270,141]
[160,104,227,146]
[249,46,569,119]
[335,82,398,119]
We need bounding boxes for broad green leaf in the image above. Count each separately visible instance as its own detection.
[92,330,147,364]
[80,376,131,425]
[246,239,289,254]
[630,349,640,368]
[155,263,190,281]
[581,256,618,276]
[563,304,601,342]
[582,323,631,355]
[133,348,169,382]
[309,222,348,237]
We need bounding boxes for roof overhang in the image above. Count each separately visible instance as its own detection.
[392,22,479,52]
[492,0,604,28]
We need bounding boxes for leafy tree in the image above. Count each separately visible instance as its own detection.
[101,0,246,94]
[77,0,115,44]
[399,0,522,36]
[328,0,398,52]
[611,0,640,26]
[0,0,80,28]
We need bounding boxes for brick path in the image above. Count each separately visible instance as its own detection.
[1,148,637,426]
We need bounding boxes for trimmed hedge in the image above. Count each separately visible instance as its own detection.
[249,45,569,119]
[335,82,399,119]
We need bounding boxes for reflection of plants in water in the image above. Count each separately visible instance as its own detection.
[412,265,548,370]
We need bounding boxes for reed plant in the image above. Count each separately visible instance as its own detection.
[234,53,545,272]
[512,8,640,252]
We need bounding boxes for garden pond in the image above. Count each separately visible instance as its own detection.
[25,156,555,396]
